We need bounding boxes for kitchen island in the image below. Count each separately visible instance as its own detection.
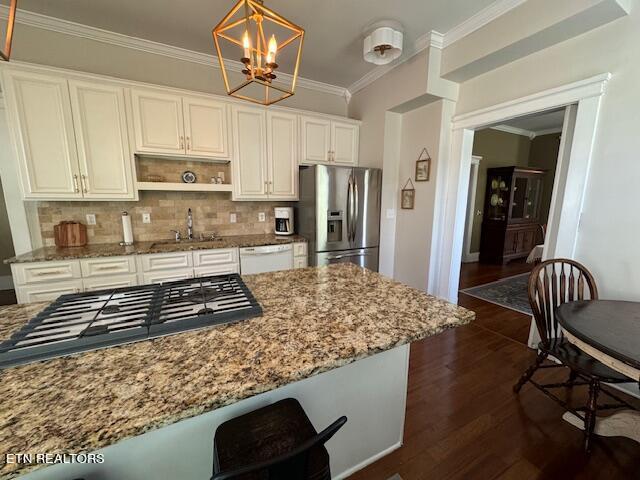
[0,264,474,480]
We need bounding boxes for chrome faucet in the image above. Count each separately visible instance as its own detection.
[187,208,194,240]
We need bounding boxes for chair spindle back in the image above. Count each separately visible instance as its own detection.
[528,258,598,346]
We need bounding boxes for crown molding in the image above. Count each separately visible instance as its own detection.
[347,0,527,97]
[443,0,527,48]
[491,125,537,139]
[0,5,348,99]
[348,30,443,96]
[534,127,563,137]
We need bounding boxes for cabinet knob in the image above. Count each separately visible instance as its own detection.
[72,174,80,193]
[186,136,191,150]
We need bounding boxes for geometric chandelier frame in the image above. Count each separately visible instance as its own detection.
[1,0,17,62]
[212,0,304,106]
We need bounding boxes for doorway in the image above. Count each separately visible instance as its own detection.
[457,109,565,344]
[428,73,610,348]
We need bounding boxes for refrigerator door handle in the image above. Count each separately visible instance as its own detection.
[346,175,351,243]
[353,178,359,243]
[347,175,355,243]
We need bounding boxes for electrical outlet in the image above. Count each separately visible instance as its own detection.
[85,214,96,225]
[142,213,151,224]
[258,212,266,222]
[385,209,396,219]
[229,213,237,224]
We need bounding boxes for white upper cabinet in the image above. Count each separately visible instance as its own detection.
[267,111,298,200]
[131,89,185,155]
[131,88,231,160]
[331,121,359,166]
[301,115,359,166]
[183,96,231,159]
[232,107,299,201]
[69,80,135,199]
[2,71,82,199]
[301,116,331,164]
[232,105,268,199]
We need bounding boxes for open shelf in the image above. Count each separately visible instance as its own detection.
[136,182,233,192]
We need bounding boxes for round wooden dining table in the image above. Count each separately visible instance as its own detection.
[556,300,640,443]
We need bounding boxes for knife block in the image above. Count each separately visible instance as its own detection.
[54,221,88,248]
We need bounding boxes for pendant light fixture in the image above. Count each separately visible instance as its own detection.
[212,0,305,106]
[1,0,17,61]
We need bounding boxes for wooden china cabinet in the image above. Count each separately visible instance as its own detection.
[479,166,546,264]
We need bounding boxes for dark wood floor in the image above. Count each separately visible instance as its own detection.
[348,261,640,480]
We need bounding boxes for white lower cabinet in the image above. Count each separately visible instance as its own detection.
[80,256,137,277]
[138,251,193,272]
[194,264,239,277]
[11,244,304,303]
[142,269,194,285]
[16,280,84,304]
[83,274,139,292]
[293,242,308,269]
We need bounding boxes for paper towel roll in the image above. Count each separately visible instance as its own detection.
[121,212,133,245]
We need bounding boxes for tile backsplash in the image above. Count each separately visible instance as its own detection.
[37,192,294,246]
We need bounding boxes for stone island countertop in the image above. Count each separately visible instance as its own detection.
[0,264,474,479]
[4,234,307,264]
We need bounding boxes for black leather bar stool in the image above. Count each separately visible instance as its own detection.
[211,398,347,480]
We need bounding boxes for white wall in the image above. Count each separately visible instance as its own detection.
[348,51,430,169]
[393,102,444,290]
[455,0,640,300]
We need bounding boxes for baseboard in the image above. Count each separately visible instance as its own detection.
[462,252,479,263]
[0,275,14,290]
[333,441,402,479]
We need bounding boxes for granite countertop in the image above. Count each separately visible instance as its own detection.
[0,264,474,479]
[4,233,307,264]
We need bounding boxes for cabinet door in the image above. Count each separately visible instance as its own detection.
[131,88,185,155]
[504,229,518,255]
[69,80,135,199]
[232,106,268,199]
[300,116,331,164]
[16,280,83,304]
[332,121,359,166]
[83,274,138,292]
[3,71,82,199]
[267,111,298,200]
[183,96,231,159]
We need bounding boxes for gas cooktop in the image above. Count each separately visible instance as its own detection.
[0,274,262,369]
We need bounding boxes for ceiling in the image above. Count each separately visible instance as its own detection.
[2,0,497,87]
[499,109,566,134]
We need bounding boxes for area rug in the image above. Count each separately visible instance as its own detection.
[386,475,403,480]
[460,273,532,316]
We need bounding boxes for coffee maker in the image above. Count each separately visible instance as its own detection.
[274,207,294,236]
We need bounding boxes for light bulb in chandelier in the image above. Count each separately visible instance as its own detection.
[242,30,251,61]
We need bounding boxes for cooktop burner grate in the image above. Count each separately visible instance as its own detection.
[0,274,262,369]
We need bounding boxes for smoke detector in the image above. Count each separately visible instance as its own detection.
[363,20,404,65]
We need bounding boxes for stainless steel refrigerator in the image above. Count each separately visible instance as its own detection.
[297,165,382,271]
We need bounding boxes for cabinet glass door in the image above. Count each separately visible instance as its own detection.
[523,177,543,221]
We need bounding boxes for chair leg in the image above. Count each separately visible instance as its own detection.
[513,352,547,393]
[567,369,579,387]
[584,379,600,453]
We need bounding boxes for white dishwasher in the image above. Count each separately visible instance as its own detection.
[239,244,294,274]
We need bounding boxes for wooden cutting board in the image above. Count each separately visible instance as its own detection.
[54,221,87,248]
